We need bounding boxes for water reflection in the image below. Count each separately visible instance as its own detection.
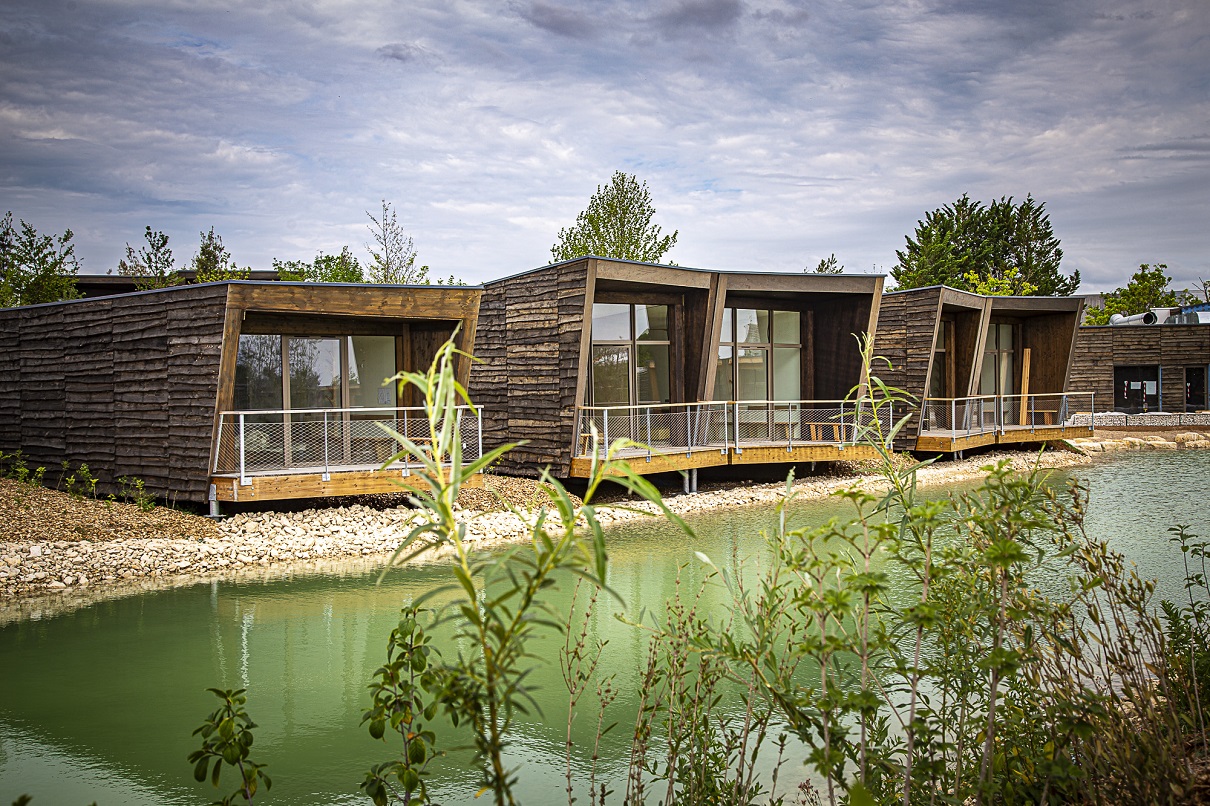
[2,452,1208,804]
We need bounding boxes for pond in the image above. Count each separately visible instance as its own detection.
[2,451,1208,805]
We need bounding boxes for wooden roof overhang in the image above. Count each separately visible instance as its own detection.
[209,282,483,488]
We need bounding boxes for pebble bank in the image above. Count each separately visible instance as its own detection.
[0,444,1178,623]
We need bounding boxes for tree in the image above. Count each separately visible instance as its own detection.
[366,201,429,284]
[274,247,364,283]
[117,226,179,290]
[1180,277,1209,305]
[550,171,678,264]
[962,266,1037,296]
[0,212,79,307]
[811,253,844,273]
[892,194,1078,296]
[189,227,250,282]
[1084,263,1178,325]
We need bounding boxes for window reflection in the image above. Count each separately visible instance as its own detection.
[590,303,672,405]
[715,307,802,401]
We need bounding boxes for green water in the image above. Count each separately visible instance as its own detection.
[2,452,1208,805]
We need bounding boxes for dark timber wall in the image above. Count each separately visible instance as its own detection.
[472,258,884,477]
[471,261,589,477]
[871,288,944,450]
[2,282,483,504]
[0,284,228,502]
[1070,324,1210,412]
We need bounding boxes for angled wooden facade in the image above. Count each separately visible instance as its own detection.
[871,287,1089,453]
[470,257,884,478]
[1070,323,1210,413]
[0,282,481,505]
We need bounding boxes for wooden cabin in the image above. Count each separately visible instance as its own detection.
[1070,320,1210,413]
[0,282,481,510]
[872,286,1091,453]
[471,257,885,481]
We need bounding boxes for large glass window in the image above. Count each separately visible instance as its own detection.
[714,307,801,400]
[929,320,952,399]
[349,336,398,408]
[590,303,672,405]
[234,335,399,411]
[289,337,343,410]
[979,323,1016,396]
[234,335,283,411]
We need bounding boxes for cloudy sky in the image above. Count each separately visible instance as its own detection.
[2,0,1207,291]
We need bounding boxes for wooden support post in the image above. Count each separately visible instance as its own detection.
[1019,348,1032,424]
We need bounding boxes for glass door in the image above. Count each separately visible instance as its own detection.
[286,337,343,467]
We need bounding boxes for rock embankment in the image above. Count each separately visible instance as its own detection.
[1071,430,1210,453]
[1,448,1092,618]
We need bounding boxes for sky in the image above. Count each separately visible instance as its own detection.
[1,0,1207,293]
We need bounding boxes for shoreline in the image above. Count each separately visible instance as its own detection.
[1,437,1205,624]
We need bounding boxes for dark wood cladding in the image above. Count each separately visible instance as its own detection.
[471,261,588,477]
[809,294,876,400]
[0,285,229,502]
[2,281,483,504]
[871,289,944,450]
[472,259,884,476]
[1071,324,1210,412]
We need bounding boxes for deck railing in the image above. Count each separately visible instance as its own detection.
[573,399,893,459]
[920,392,1095,438]
[212,406,483,485]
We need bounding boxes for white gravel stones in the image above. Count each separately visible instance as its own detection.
[0,449,1094,612]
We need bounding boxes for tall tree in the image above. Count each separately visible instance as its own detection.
[189,227,250,282]
[1084,263,1178,325]
[0,212,79,307]
[810,253,844,273]
[274,247,364,283]
[366,200,429,284]
[117,226,179,290]
[892,194,1078,295]
[550,171,678,263]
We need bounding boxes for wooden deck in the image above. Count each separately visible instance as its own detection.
[568,441,880,478]
[211,464,483,502]
[915,424,1093,453]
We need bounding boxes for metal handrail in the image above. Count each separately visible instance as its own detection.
[212,405,483,484]
[921,392,1095,438]
[574,398,894,457]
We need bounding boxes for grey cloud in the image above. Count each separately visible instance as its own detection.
[517,3,600,39]
[377,42,428,64]
[652,0,743,38]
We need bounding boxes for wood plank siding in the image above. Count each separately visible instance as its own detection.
[1,282,482,504]
[1070,324,1210,412]
[870,288,945,451]
[0,284,229,502]
[471,257,884,478]
[471,260,589,477]
[872,287,1085,452]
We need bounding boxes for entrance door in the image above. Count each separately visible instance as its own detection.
[1114,365,1160,413]
[286,337,343,467]
[1187,366,1208,412]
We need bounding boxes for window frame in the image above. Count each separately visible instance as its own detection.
[715,306,803,401]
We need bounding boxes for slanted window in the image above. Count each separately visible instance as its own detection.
[929,320,954,399]
[979,323,1016,396]
[590,303,671,405]
[714,307,801,400]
